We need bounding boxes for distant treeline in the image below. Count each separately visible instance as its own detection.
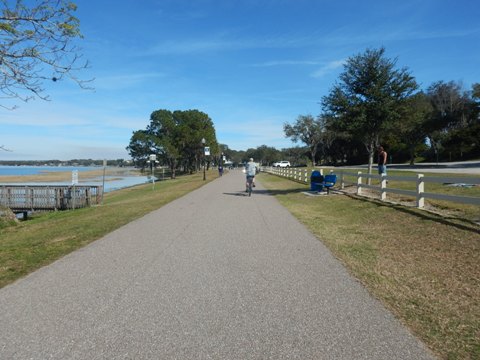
[0,159,129,167]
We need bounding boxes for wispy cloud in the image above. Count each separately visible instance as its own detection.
[251,60,320,67]
[95,72,167,90]
[143,32,319,55]
[311,60,346,78]
[319,24,480,48]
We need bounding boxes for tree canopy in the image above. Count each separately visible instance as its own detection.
[0,0,91,107]
[127,109,218,178]
[322,47,418,173]
[284,114,327,166]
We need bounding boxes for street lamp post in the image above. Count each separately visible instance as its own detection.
[201,138,206,181]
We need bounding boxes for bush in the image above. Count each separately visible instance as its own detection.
[0,207,18,228]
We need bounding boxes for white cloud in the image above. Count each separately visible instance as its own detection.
[251,60,320,67]
[0,106,91,127]
[143,32,320,56]
[311,60,346,78]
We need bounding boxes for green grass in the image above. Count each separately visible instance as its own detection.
[258,173,480,360]
[0,171,215,288]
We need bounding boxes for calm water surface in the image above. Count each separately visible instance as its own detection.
[0,166,99,176]
[0,166,153,192]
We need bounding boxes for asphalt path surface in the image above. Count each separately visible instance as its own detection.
[0,171,437,359]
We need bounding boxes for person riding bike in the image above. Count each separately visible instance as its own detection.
[245,158,257,192]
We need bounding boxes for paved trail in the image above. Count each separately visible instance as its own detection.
[0,171,436,359]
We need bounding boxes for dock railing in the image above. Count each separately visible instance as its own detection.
[0,185,103,214]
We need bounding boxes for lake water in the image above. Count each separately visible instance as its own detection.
[0,166,153,193]
[0,166,99,176]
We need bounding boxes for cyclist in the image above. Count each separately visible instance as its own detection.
[245,158,257,192]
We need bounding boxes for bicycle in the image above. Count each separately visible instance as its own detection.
[246,176,254,197]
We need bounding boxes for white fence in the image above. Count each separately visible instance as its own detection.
[262,167,480,209]
[262,167,311,184]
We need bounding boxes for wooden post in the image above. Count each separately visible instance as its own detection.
[357,171,362,195]
[29,187,34,211]
[380,174,387,201]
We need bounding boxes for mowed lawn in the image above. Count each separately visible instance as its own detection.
[258,173,479,360]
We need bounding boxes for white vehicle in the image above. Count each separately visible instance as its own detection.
[273,161,291,168]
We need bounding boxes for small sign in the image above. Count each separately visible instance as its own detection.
[72,170,78,185]
[204,147,210,156]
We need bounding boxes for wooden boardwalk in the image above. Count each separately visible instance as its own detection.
[0,185,103,215]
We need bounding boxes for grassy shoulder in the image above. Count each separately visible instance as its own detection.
[258,173,479,360]
[0,171,216,288]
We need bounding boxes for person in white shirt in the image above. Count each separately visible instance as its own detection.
[245,158,257,191]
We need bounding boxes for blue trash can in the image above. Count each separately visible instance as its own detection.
[310,171,324,192]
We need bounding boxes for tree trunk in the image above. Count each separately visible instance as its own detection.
[365,138,376,185]
[409,146,415,166]
[311,145,318,167]
[170,159,177,179]
[367,152,374,185]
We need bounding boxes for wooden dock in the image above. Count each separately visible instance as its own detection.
[0,185,103,216]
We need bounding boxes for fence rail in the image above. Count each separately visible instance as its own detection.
[0,185,103,214]
[262,166,480,209]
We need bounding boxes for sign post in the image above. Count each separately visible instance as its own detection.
[72,170,78,209]
[102,159,107,204]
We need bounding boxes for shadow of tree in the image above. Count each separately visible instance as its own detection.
[344,192,480,234]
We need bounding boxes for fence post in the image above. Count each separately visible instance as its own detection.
[380,174,387,201]
[357,171,362,195]
[417,174,425,208]
[304,170,308,184]
[340,171,345,190]
[29,187,34,210]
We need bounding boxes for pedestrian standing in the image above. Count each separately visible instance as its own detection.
[378,146,387,175]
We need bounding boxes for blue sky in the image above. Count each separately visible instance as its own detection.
[1,0,479,160]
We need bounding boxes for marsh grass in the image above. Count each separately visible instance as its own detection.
[258,173,480,360]
[0,171,215,288]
